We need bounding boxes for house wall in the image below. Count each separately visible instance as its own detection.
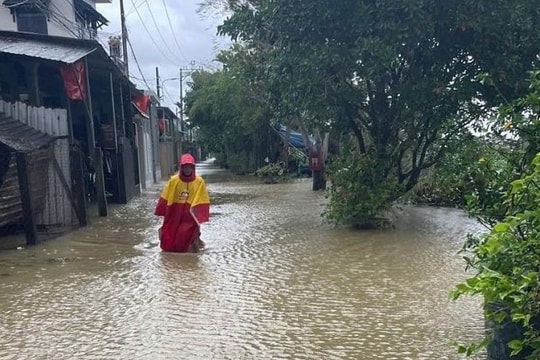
[139,101,160,188]
[0,8,17,32]
[148,101,160,183]
[137,117,154,189]
[159,143,173,181]
[0,100,74,228]
[0,0,103,38]
[47,0,77,38]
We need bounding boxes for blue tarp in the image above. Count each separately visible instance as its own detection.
[277,126,314,149]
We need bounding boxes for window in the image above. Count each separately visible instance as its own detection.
[17,10,48,35]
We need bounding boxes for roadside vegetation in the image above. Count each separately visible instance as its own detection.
[187,1,540,358]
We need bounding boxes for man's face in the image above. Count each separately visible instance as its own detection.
[182,164,195,175]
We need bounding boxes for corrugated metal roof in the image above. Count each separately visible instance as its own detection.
[0,34,97,64]
[74,0,108,25]
[3,0,48,5]
[0,115,55,152]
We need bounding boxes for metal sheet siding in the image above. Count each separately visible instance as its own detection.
[0,35,96,63]
[0,116,54,152]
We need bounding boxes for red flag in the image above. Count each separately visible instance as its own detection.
[59,61,86,100]
[132,94,150,118]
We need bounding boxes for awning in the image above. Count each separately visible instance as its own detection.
[0,116,54,152]
[132,94,149,119]
[0,33,97,64]
[74,0,109,26]
[3,0,49,6]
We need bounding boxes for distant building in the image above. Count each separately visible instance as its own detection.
[0,0,110,40]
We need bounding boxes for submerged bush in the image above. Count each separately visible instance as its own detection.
[323,148,401,228]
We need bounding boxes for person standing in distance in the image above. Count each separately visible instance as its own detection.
[154,153,210,252]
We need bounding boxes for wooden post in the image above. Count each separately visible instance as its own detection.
[71,145,88,226]
[31,62,40,107]
[94,147,107,216]
[16,152,38,245]
[66,98,74,142]
[117,144,127,203]
[109,72,118,150]
[116,84,127,203]
[84,58,96,156]
[85,58,107,215]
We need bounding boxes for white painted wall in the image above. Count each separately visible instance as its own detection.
[143,125,154,187]
[47,0,77,38]
[0,0,106,38]
[0,7,18,31]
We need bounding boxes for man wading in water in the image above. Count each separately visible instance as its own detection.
[154,154,210,253]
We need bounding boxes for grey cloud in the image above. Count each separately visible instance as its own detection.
[97,0,230,109]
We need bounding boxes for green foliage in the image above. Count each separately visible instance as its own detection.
[464,71,540,228]
[452,72,540,358]
[184,48,280,171]
[451,153,540,359]
[496,70,540,166]
[408,135,486,207]
[214,0,540,221]
[452,338,490,357]
[409,134,522,217]
[463,149,523,227]
[323,143,402,227]
[227,152,251,174]
[255,162,285,178]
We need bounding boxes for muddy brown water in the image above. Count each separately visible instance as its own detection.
[0,162,486,359]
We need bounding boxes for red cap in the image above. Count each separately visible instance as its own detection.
[180,153,196,166]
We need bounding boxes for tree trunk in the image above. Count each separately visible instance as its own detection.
[312,169,326,191]
[486,303,539,360]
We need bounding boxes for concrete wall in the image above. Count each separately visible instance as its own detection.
[47,0,77,38]
[0,8,17,32]
[0,0,103,38]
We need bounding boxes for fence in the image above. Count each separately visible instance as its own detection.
[0,100,79,247]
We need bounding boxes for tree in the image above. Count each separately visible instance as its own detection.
[184,46,279,173]
[214,0,540,225]
[450,71,540,359]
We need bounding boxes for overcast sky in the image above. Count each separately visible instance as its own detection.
[96,0,231,111]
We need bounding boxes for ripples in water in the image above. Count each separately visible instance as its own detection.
[0,174,486,359]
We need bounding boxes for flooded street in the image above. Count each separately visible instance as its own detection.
[0,162,486,359]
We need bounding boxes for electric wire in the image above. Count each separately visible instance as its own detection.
[127,0,177,64]
[143,0,180,61]
[126,36,152,91]
[33,1,79,38]
[160,0,188,62]
[125,0,145,18]
[161,85,177,109]
[54,1,114,54]
[4,0,29,7]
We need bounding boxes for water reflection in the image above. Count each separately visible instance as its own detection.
[0,162,486,359]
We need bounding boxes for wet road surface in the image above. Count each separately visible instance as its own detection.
[0,161,486,359]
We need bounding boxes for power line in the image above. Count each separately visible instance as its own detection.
[4,0,29,7]
[143,0,180,60]
[33,1,79,38]
[125,0,145,18]
[127,0,177,64]
[161,85,177,109]
[131,75,156,82]
[126,36,152,91]
[160,0,187,62]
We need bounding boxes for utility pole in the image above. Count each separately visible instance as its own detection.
[178,65,202,140]
[155,67,160,103]
[179,67,183,123]
[119,0,129,75]
[177,65,201,157]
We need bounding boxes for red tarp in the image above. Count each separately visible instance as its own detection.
[59,60,86,100]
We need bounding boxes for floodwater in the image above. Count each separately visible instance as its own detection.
[0,161,486,359]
